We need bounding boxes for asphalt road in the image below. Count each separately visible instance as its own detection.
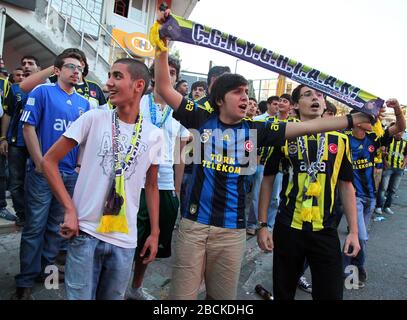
[1,176,406,300]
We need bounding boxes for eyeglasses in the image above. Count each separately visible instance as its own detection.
[62,63,83,73]
[299,90,324,99]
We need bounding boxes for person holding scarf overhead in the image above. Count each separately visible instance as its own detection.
[152,10,383,300]
[41,58,163,300]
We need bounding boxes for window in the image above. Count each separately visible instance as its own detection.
[129,0,148,23]
[114,0,129,18]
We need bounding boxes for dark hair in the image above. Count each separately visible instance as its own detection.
[21,55,40,67]
[209,73,248,112]
[168,55,181,81]
[175,79,188,90]
[249,97,257,103]
[61,48,88,77]
[113,58,151,96]
[291,84,307,104]
[191,80,207,92]
[324,100,337,115]
[149,55,180,86]
[54,52,83,70]
[267,95,279,104]
[258,100,268,113]
[9,67,23,82]
[207,65,231,87]
[280,93,292,104]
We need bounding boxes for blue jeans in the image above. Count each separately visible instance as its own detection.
[249,165,281,229]
[8,146,29,219]
[343,196,375,270]
[15,169,78,287]
[65,232,135,300]
[376,168,404,208]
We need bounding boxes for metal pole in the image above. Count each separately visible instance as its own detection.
[80,31,84,49]
[0,8,6,56]
[63,15,68,40]
[45,0,52,28]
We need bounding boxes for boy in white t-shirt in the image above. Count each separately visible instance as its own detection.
[41,58,163,300]
[126,56,190,300]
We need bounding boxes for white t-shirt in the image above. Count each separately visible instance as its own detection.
[63,109,163,248]
[140,94,190,190]
[254,113,270,121]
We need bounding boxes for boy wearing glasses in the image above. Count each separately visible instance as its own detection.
[11,52,90,300]
[258,84,365,299]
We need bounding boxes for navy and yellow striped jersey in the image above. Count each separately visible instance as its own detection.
[174,97,286,229]
[257,116,300,165]
[385,137,407,169]
[347,130,390,198]
[264,132,353,231]
[3,83,28,147]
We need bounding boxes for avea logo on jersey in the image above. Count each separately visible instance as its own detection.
[53,119,73,132]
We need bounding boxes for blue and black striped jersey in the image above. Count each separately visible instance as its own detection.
[174,97,286,229]
[347,129,390,198]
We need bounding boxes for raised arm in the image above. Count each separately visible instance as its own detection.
[285,112,371,140]
[386,99,406,136]
[19,66,54,93]
[154,50,183,111]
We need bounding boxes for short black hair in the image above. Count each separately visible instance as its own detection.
[113,58,151,96]
[54,52,83,71]
[191,80,207,92]
[258,100,268,113]
[267,95,279,104]
[209,73,248,113]
[291,84,307,104]
[21,55,40,67]
[149,55,181,86]
[249,97,257,103]
[207,65,231,87]
[175,79,188,90]
[280,93,292,104]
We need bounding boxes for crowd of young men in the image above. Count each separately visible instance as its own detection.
[0,10,405,301]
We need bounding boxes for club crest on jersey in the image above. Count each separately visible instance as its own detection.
[200,129,211,143]
[189,204,197,214]
[288,144,298,155]
[368,145,375,153]
[244,140,254,152]
[200,132,210,143]
[90,90,97,97]
[66,99,72,105]
[328,143,338,154]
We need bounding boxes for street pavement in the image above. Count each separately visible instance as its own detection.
[1,177,406,300]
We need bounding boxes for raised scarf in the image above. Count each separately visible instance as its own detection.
[149,14,384,137]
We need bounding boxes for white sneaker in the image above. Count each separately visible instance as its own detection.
[383,207,394,215]
[126,287,157,300]
[374,207,383,215]
[297,276,312,294]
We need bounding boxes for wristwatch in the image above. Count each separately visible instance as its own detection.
[256,221,268,230]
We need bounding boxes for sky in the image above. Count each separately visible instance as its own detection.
[174,0,407,105]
